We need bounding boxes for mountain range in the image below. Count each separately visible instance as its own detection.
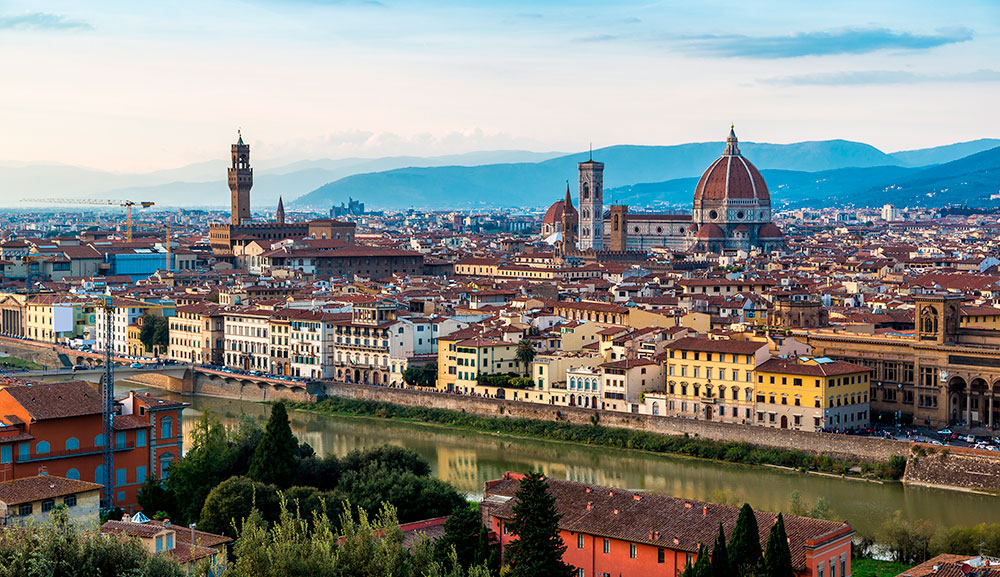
[3,138,999,211]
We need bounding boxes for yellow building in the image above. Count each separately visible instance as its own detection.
[557,320,605,352]
[960,305,1000,330]
[754,357,871,432]
[168,303,224,366]
[452,337,520,396]
[24,295,96,343]
[662,337,769,423]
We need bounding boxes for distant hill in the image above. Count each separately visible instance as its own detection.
[605,147,1000,208]
[889,139,1000,167]
[292,140,905,210]
[4,139,999,210]
[1,150,565,209]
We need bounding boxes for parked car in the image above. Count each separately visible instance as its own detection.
[937,429,952,436]
[129,362,143,369]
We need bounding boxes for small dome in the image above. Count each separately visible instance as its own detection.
[758,223,784,238]
[696,223,726,239]
[693,128,770,205]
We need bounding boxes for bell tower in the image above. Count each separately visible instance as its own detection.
[229,130,253,225]
[578,152,604,251]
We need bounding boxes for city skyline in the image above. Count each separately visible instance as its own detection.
[1,0,998,171]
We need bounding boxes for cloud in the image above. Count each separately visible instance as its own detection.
[689,27,973,58]
[573,33,618,43]
[0,12,91,31]
[768,69,1000,85]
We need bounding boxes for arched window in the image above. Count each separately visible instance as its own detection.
[36,441,50,454]
[95,464,106,485]
[66,468,80,480]
[160,452,174,479]
[65,437,79,451]
[582,182,590,200]
[94,434,105,447]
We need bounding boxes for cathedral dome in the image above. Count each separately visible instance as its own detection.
[543,184,578,226]
[543,201,568,226]
[693,127,770,205]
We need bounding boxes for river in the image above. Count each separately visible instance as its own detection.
[119,383,1000,538]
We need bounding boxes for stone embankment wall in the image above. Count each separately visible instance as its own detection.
[904,446,1000,493]
[0,338,67,368]
[323,383,908,463]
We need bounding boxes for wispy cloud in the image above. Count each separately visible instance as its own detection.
[573,33,618,43]
[688,27,972,58]
[768,68,1000,85]
[0,12,91,31]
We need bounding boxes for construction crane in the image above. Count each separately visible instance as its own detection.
[26,199,155,242]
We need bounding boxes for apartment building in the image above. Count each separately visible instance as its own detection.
[168,303,224,365]
[755,357,872,431]
[95,299,173,356]
[222,309,271,371]
[660,337,769,423]
[0,383,186,511]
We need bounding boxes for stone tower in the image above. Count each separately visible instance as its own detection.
[561,183,577,248]
[608,204,628,251]
[577,154,604,251]
[276,196,286,224]
[229,130,253,225]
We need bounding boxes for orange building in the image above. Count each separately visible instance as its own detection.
[0,382,186,511]
[482,474,854,577]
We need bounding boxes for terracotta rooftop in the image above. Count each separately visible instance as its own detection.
[0,475,102,506]
[484,475,850,572]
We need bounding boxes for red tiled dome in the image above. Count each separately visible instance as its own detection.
[758,222,784,238]
[693,128,770,204]
[543,185,578,226]
[543,201,567,225]
[696,223,726,239]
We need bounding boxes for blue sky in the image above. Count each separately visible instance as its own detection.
[1,0,997,171]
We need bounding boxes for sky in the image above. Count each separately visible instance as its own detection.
[1,0,998,172]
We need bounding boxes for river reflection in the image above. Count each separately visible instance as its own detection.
[122,385,1000,538]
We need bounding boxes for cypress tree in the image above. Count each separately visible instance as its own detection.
[504,471,575,577]
[729,503,762,576]
[692,542,712,577]
[248,402,298,488]
[761,513,795,577]
[710,522,732,577]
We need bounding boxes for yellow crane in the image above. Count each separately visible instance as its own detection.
[26,198,155,242]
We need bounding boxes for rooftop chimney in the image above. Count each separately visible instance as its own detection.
[703,506,708,516]
[587,502,593,511]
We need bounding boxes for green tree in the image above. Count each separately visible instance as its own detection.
[402,362,437,388]
[810,497,833,521]
[138,313,169,354]
[0,508,185,576]
[504,471,575,577]
[435,504,496,572]
[137,476,175,518]
[788,490,808,516]
[686,542,711,577]
[729,503,762,576]
[710,523,732,577]
[879,510,934,564]
[198,476,281,538]
[514,339,536,377]
[761,514,795,577]
[337,464,466,524]
[163,409,237,523]
[249,402,299,488]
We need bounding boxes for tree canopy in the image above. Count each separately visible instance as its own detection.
[504,471,575,577]
[249,402,299,488]
[138,313,169,353]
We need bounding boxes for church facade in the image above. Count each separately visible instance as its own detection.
[542,127,786,255]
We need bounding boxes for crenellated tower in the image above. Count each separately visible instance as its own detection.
[228,130,253,225]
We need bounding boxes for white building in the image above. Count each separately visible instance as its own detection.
[222,309,271,372]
